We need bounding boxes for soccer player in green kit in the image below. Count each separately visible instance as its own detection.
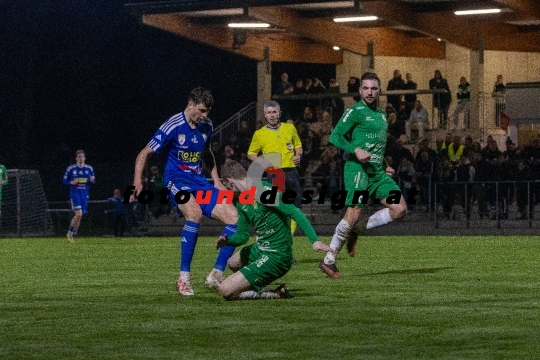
[215,160,333,300]
[319,72,407,278]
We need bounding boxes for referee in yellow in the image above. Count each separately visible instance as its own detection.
[248,100,304,234]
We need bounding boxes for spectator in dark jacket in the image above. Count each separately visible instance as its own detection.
[429,70,451,129]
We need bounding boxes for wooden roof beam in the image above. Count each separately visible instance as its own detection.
[141,13,342,63]
[493,0,540,20]
[361,0,540,52]
[248,6,446,59]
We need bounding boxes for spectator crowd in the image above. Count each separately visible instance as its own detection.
[214,70,538,221]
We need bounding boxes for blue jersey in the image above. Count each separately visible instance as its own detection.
[147,112,213,183]
[63,164,95,214]
[62,164,95,191]
[147,112,218,218]
[108,195,126,215]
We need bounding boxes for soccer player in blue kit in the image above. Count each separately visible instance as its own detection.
[132,87,238,296]
[63,150,95,243]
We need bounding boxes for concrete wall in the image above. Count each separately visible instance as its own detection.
[336,44,540,146]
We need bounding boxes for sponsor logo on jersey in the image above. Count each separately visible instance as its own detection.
[192,135,198,143]
[286,143,293,151]
[178,134,186,145]
[342,109,353,122]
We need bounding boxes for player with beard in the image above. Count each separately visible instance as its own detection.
[319,72,407,278]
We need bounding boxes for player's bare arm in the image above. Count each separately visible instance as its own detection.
[202,147,227,190]
[354,148,372,163]
[133,146,154,199]
[208,149,227,190]
[293,148,303,166]
[313,241,335,253]
[384,157,395,176]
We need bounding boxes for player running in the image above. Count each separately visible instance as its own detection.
[319,72,407,278]
[132,87,237,296]
[215,160,333,300]
[62,150,95,243]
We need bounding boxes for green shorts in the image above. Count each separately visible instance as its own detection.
[343,161,400,207]
[239,244,293,291]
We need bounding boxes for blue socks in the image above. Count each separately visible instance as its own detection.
[180,221,200,272]
[213,224,237,271]
[68,226,77,238]
[179,222,237,273]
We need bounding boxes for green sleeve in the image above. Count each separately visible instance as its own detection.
[275,200,319,244]
[329,108,361,154]
[225,204,251,247]
[0,166,7,185]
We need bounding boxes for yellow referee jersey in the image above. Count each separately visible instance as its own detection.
[247,123,302,169]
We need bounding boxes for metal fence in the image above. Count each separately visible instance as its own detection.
[308,176,538,229]
[212,102,257,145]
[38,176,538,237]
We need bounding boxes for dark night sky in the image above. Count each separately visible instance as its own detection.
[0,0,258,168]
[0,1,334,200]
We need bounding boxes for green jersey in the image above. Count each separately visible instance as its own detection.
[0,165,7,186]
[329,100,387,174]
[226,182,318,257]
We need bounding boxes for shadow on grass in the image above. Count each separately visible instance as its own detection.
[360,266,454,276]
[294,258,324,265]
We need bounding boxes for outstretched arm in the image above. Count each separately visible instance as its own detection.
[204,147,227,190]
[275,200,333,253]
[312,240,334,253]
[216,208,250,248]
[133,146,154,199]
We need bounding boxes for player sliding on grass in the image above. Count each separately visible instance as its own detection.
[319,72,407,278]
[132,87,237,296]
[215,160,333,300]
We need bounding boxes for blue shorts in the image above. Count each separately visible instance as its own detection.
[166,174,223,218]
[70,188,89,214]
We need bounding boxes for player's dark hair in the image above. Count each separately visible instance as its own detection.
[75,150,85,156]
[221,160,247,181]
[360,72,381,86]
[189,87,214,108]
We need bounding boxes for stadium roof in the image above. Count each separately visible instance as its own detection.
[125,0,540,63]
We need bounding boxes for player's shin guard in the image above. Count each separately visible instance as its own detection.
[366,208,393,230]
[324,219,352,265]
[180,221,200,272]
[213,224,237,271]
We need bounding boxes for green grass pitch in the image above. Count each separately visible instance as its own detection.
[1,235,539,360]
